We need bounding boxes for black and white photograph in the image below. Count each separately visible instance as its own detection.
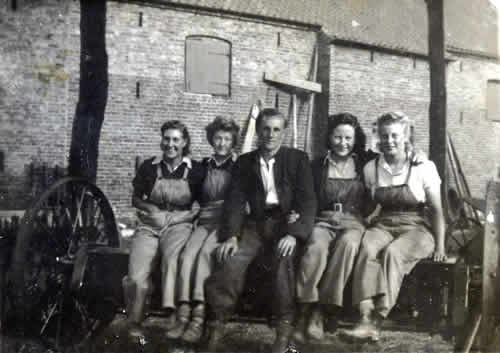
[1,0,500,352]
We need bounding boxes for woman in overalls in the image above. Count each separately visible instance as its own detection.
[294,113,377,343]
[168,116,240,343]
[341,112,446,342]
[123,120,204,338]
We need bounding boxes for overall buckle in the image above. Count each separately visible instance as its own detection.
[333,203,343,213]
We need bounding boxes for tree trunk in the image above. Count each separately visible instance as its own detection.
[69,0,108,183]
[426,0,448,210]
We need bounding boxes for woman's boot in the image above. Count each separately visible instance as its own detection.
[166,302,191,339]
[338,299,379,342]
[182,303,206,343]
[307,304,324,341]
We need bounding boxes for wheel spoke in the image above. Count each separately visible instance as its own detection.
[73,186,86,233]
[11,177,120,350]
[93,205,101,228]
[40,299,60,335]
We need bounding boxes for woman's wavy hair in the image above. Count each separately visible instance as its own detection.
[376,111,414,152]
[205,116,240,148]
[160,120,191,156]
[326,113,367,156]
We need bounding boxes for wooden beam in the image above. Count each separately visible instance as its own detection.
[292,94,297,148]
[481,180,500,347]
[263,72,322,93]
[304,45,319,155]
[426,0,448,211]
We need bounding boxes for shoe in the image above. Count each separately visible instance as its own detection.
[166,318,189,339]
[272,320,293,353]
[126,321,145,339]
[338,320,380,342]
[165,311,178,331]
[182,320,204,343]
[291,304,309,344]
[325,315,338,333]
[206,320,225,352]
[166,303,191,339]
[306,306,324,341]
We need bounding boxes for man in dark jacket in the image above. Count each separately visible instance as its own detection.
[205,108,317,352]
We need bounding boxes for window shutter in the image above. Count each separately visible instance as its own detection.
[206,41,230,95]
[487,80,500,122]
[185,36,231,96]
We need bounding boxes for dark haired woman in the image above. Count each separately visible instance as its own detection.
[341,112,446,342]
[122,120,205,338]
[293,113,377,343]
[167,116,240,343]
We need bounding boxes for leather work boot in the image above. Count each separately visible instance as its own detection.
[306,305,324,341]
[272,319,293,353]
[167,303,191,339]
[338,317,380,342]
[126,320,146,340]
[291,303,309,344]
[325,314,339,333]
[182,303,206,343]
[205,320,225,352]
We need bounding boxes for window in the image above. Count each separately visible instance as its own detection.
[487,80,500,122]
[185,36,231,96]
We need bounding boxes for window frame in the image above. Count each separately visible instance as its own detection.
[487,79,500,122]
[184,35,232,97]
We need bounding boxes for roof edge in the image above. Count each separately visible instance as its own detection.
[331,38,431,60]
[112,0,322,30]
[446,45,499,60]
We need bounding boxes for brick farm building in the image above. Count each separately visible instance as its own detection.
[1,0,500,220]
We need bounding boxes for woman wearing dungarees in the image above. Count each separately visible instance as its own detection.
[168,116,240,343]
[123,120,204,338]
[294,113,377,343]
[341,112,447,342]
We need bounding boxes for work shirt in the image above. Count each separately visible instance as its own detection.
[324,151,358,179]
[363,155,441,203]
[199,155,235,205]
[259,156,279,206]
[133,155,205,204]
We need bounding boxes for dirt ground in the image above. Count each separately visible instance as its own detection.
[0,314,455,353]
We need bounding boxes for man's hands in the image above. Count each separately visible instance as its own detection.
[215,210,300,263]
[277,235,296,257]
[216,236,239,262]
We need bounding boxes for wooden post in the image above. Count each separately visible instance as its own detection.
[426,0,448,211]
[304,45,318,155]
[292,93,298,149]
[481,180,500,348]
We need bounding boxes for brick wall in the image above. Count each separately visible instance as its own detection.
[328,44,500,198]
[0,0,79,209]
[447,55,500,197]
[328,44,431,155]
[1,0,498,219]
[99,2,318,218]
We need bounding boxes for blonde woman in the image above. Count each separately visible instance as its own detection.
[341,112,446,342]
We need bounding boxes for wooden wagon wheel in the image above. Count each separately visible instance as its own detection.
[446,216,483,265]
[8,176,120,350]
